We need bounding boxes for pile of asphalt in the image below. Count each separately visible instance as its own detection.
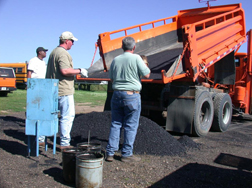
[178,135,201,150]
[70,111,197,156]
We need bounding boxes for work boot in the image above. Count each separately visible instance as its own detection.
[121,155,141,162]
[39,142,45,148]
[106,155,114,162]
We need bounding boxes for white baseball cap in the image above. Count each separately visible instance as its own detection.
[60,31,78,41]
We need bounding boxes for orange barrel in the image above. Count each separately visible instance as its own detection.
[234,86,245,101]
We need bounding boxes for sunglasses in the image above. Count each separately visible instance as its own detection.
[68,39,74,44]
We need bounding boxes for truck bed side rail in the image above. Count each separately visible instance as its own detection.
[98,15,178,72]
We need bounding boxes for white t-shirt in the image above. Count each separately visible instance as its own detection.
[27,57,47,78]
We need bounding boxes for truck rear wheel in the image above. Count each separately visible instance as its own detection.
[211,93,232,132]
[193,91,214,137]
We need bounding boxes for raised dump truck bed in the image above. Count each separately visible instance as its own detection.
[77,3,251,137]
[81,3,246,84]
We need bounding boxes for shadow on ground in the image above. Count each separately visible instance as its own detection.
[44,167,75,187]
[0,139,27,156]
[149,163,252,188]
[1,116,25,127]
[214,153,252,171]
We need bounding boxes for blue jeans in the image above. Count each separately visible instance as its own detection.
[106,91,141,157]
[58,95,75,146]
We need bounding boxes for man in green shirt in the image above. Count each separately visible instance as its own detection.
[106,37,150,162]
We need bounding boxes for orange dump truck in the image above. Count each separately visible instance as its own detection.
[0,67,16,96]
[77,3,252,136]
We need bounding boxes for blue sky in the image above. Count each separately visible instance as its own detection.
[0,0,251,69]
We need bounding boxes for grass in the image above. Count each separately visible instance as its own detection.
[0,89,107,113]
[74,90,107,106]
[0,89,27,112]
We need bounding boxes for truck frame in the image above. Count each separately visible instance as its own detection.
[77,3,252,136]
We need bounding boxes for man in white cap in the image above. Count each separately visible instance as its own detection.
[46,31,88,150]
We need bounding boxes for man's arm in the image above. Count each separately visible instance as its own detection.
[60,68,80,76]
[27,70,32,78]
[143,72,150,79]
[137,55,151,79]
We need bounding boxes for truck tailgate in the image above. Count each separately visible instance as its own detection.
[0,78,16,90]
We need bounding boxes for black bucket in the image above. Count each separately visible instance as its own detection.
[77,142,101,153]
[62,147,78,183]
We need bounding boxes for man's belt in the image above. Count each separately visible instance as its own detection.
[114,90,140,94]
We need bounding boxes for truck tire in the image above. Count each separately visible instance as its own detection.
[210,92,217,100]
[211,93,232,132]
[193,91,214,137]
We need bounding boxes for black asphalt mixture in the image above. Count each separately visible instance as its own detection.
[71,111,195,156]
[0,111,252,188]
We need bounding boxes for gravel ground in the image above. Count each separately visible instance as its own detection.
[0,109,252,188]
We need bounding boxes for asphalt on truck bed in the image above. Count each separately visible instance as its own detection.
[87,46,183,80]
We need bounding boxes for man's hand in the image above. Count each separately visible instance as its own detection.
[80,68,88,77]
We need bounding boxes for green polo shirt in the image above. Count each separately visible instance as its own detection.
[109,52,150,91]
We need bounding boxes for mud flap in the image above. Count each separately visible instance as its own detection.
[104,81,113,111]
[165,86,195,134]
